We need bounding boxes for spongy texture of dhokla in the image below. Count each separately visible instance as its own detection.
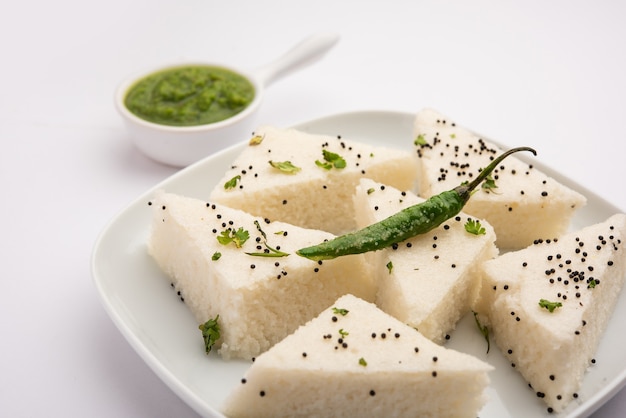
[474,213,626,413]
[353,178,498,344]
[221,294,493,418]
[209,125,418,235]
[147,191,376,360]
[412,108,586,250]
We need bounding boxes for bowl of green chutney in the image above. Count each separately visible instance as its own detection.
[115,33,340,167]
[115,63,262,167]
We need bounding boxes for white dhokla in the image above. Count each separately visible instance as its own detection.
[413,108,586,250]
[474,213,626,413]
[353,178,498,344]
[222,294,493,418]
[147,192,376,360]
[209,125,418,234]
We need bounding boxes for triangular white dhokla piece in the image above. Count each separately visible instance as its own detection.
[221,294,493,418]
[353,178,498,344]
[475,213,626,413]
[209,125,418,235]
[412,108,586,250]
[147,192,376,360]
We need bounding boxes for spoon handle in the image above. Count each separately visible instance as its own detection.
[253,32,340,87]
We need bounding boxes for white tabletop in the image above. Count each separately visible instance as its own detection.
[2,0,626,416]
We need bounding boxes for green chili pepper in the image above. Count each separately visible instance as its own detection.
[296,146,536,261]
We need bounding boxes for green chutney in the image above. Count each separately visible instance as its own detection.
[124,65,255,126]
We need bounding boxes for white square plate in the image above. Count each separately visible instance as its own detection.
[92,111,626,417]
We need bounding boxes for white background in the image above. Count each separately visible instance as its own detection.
[2,0,625,416]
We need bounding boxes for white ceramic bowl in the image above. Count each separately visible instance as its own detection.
[115,33,340,167]
[115,63,262,167]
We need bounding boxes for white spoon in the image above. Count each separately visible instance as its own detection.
[115,32,340,167]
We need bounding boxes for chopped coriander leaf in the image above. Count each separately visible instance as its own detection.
[464,219,486,236]
[325,150,346,168]
[316,149,346,170]
[332,307,349,316]
[481,175,497,191]
[588,279,598,289]
[386,261,393,273]
[539,299,563,313]
[472,311,490,354]
[269,160,301,174]
[224,175,241,190]
[414,134,427,146]
[366,188,375,195]
[359,357,367,366]
[211,252,222,261]
[217,227,250,248]
[339,328,349,337]
[199,315,220,354]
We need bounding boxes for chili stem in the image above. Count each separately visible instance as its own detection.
[453,146,537,202]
